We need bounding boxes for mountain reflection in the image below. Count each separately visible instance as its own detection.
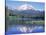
[6,24,44,34]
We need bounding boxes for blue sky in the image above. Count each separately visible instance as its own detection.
[6,0,45,11]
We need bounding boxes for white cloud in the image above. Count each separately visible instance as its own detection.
[10,0,45,3]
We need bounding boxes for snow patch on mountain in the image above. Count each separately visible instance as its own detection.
[16,4,36,11]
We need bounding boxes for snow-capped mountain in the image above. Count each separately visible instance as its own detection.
[16,4,35,11]
[7,4,44,17]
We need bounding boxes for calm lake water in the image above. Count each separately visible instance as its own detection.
[6,24,44,34]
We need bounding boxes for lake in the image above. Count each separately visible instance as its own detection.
[6,24,44,34]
